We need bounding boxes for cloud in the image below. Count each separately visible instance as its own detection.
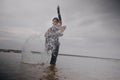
[0,27,39,40]
[0,0,120,58]
[0,0,58,27]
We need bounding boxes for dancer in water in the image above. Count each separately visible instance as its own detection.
[44,5,66,66]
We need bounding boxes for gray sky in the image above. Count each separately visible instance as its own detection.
[0,0,120,58]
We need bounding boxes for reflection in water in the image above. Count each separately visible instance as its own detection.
[0,52,120,80]
[20,63,59,80]
[44,65,59,80]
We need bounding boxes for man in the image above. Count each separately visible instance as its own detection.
[44,6,66,66]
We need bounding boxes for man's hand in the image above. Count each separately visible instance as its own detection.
[59,26,66,32]
[57,5,60,14]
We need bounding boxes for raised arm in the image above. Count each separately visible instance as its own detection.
[57,5,62,25]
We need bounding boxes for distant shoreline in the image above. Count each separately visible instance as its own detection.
[0,49,21,53]
[1,49,120,61]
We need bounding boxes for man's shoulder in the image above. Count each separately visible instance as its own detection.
[48,27,52,30]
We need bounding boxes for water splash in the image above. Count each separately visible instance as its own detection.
[21,34,51,64]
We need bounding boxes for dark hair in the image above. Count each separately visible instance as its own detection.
[52,17,59,22]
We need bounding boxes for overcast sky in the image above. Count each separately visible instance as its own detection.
[0,0,120,58]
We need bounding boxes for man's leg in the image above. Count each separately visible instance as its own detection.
[50,45,59,65]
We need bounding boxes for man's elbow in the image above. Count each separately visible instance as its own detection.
[59,33,63,37]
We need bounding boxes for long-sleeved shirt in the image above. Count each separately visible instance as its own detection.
[44,24,65,53]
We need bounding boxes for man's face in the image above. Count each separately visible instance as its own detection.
[52,19,59,25]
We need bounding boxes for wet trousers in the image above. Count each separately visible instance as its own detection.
[50,45,59,65]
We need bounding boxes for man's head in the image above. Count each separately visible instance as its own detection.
[52,17,59,25]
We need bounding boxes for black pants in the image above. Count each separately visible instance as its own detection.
[50,45,59,65]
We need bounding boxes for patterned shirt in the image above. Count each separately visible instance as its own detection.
[44,24,65,53]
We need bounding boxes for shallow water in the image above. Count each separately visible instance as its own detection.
[0,52,120,80]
